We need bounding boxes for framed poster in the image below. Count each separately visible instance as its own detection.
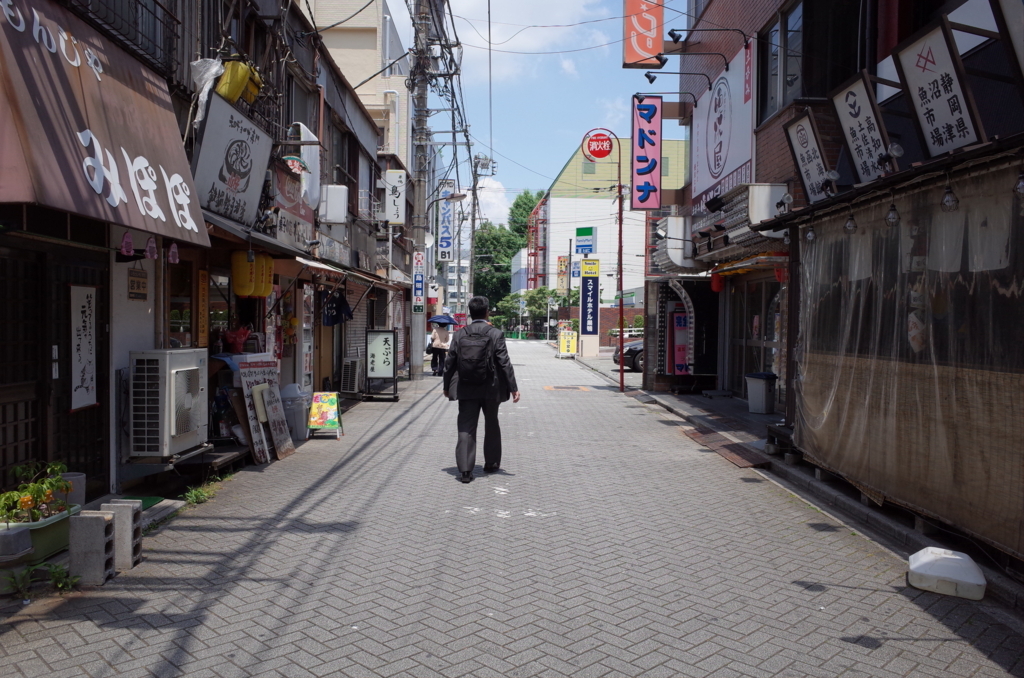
[892,19,985,157]
[70,285,98,411]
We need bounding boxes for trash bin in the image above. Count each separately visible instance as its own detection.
[744,372,778,414]
[280,383,311,442]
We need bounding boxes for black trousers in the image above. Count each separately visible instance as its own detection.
[455,398,501,473]
[430,347,446,374]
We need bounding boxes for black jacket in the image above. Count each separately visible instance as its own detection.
[443,321,518,401]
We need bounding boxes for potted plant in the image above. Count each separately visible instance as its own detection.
[0,463,81,565]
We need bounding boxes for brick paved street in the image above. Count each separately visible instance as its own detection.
[2,341,1023,677]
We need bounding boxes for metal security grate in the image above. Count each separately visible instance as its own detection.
[130,358,162,454]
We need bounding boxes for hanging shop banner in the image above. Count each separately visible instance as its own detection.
[691,47,754,214]
[557,256,570,294]
[622,0,664,68]
[436,179,457,262]
[127,269,148,301]
[238,360,277,463]
[193,93,274,226]
[784,111,832,204]
[0,0,208,246]
[70,285,97,411]
[272,164,314,250]
[581,259,600,336]
[575,226,596,254]
[830,71,893,182]
[892,20,984,157]
[413,251,425,314]
[384,170,407,224]
[631,96,662,210]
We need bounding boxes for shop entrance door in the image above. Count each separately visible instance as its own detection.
[727,277,785,402]
[0,244,109,499]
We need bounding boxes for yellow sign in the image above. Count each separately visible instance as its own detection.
[581,259,600,277]
[558,330,578,355]
[127,268,148,301]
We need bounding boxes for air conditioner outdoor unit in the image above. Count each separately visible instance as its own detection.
[319,185,349,224]
[129,349,208,458]
[339,358,365,395]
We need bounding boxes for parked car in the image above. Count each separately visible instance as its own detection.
[612,339,644,372]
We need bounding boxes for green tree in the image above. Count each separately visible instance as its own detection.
[507,190,543,238]
[474,220,526,304]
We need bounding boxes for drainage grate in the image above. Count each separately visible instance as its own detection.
[543,385,590,391]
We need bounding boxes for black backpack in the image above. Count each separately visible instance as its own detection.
[458,325,495,386]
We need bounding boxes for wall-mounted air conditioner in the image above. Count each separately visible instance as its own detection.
[129,349,208,458]
[339,358,365,395]
[319,185,349,224]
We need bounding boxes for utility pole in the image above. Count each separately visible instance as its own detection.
[467,167,479,300]
[409,0,431,381]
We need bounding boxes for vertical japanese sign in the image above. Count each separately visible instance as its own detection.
[70,286,97,411]
[831,72,891,182]
[197,270,209,348]
[672,312,690,375]
[893,21,983,157]
[631,96,662,210]
[384,169,407,224]
[784,111,831,204]
[436,179,456,262]
[580,259,600,336]
[622,0,664,68]
[413,251,425,314]
[366,330,397,379]
[556,256,569,294]
[273,164,314,250]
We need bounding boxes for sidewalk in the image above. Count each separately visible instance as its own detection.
[1,340,1022,677]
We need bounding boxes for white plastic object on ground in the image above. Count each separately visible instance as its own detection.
[907,546,986,600]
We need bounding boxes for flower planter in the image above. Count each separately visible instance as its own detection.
[0,505,81,565]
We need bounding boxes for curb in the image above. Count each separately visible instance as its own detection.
[644,390,1024,616]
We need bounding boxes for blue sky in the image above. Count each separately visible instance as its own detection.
[389,0,691,225]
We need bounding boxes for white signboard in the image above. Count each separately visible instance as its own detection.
[70,286,97,411]
[384,169,407,224]
[832,74,888,182]
[691,46,754,213]
[261,384,295,459]
[366,330,397,379]
[785,113,830,204]
[238,360,277,464]
[193,94,274,225]
[894,23,981,157]
[436,179,456,262]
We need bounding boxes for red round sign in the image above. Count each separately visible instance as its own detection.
[585,133,613,159]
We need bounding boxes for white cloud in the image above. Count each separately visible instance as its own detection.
[475,177,513,225]
[598,96,629,131]
[559,58,578,76]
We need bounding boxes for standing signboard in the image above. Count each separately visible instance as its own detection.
[691,46,754,214]
[575,227,596,254]
[580,259,600,336]
[631,96,662,210]
[437,179,456,262]
[365,329,399,400]
[309,392,344,439]
[784,110,832,204]
[238,360,277,463]
[556,256,569,294]
[413,252,425,314]
[70,285,98,411]
[892,20,984,157]
[557,331,578,357]
[830,72,893,182]
[622,0,664,68]
[193,94,273,226]
[260,384,296,458]
[384,170,407,224]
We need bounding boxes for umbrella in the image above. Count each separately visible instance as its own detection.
[427,315,457,325]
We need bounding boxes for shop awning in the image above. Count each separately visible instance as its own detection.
[204,210,309,258]
[296,257,345,274]
[713,254,789,275]
[0,0,209,247]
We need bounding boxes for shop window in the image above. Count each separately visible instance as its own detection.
[582,161,596,175]
[661,156,670,177]
[168,263,193,348]
[208,271,234,353]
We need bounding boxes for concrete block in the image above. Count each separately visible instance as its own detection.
[783,452,801,466]
[860,492,873,507]
[0,526,32,557]
[69,511,115,586]
[814,468,837,483]
[914,516,938,536]
[763,442,779,456]
[101,502,142,571]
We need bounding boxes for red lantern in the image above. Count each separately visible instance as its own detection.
[711,272,724,292]
[774,267,789,283]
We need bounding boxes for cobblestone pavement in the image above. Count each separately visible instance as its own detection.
[2,341,1023,677]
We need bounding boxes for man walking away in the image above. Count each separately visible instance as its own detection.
[443,296,520,483]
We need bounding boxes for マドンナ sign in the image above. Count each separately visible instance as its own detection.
[631,96,662,210]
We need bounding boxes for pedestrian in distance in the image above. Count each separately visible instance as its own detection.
[429,322,450,376]
[443,296,520,483]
